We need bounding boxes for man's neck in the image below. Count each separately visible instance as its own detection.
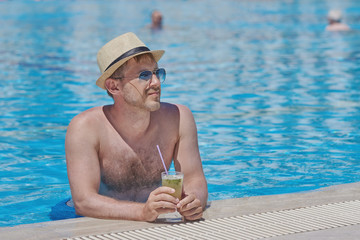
[107,103,151,142]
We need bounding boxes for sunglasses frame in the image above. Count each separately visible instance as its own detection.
[112,68,166,83]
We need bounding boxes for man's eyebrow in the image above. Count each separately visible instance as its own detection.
[137,65,159,73]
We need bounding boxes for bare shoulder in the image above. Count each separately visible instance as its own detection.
[67,106,105,131]
[158,102,192,118]
[157,103,196,137]
[175,104,193,117]
[66,106,106,152]
[158,102,179,113]
[69,106,103,123]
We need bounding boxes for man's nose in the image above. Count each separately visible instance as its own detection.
[149,73,160,86]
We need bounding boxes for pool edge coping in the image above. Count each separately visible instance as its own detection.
[1,181,359,240]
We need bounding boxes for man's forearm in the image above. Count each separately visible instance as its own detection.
[185,178,208,209]
[197,184,208,209]
[73,194,145,221]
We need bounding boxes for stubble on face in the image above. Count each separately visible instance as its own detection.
[121,58,161,112]
[122,83,160,111]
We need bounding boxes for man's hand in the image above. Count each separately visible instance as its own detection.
[142,187,179,222]
[177,193,203,221]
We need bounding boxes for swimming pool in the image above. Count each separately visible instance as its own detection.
[1,0,360,227]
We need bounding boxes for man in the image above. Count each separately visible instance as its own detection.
[151,10,163,30]
[325,9,350,32]
[65,32,208,222]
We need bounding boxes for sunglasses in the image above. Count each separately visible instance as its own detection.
[139,68,166,83]
[114,68,166,83]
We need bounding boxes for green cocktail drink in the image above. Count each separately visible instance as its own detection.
[159,171,184,222]
[161,171,183,199]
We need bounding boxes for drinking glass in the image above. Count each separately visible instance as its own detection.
[158,171,184,222]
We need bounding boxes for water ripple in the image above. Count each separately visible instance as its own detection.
[1,0,360,226]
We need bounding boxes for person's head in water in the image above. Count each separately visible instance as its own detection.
[326,9,350,31]
[327,10,343,25]
[151,10,163,30]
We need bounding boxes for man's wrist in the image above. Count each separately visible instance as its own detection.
[135,202,146,221]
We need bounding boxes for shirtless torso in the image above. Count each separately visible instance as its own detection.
[98,103,180,202]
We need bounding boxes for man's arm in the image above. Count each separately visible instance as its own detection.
[66,111,177,221]
[173,104,208,220]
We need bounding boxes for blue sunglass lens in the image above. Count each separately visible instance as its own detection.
[138,68,166,82]
[156,68,166,82]
[139,71,152,80]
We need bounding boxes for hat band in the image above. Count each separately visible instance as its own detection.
[104,46,150,71]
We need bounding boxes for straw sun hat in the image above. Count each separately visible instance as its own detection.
[96,32,165,89]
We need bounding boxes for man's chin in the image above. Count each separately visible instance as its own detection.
[147,102,161,111]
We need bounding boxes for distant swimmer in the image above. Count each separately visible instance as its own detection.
[325,9,350,32]
[151,10,163,30]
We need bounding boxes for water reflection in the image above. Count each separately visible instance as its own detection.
[0,0,360,226]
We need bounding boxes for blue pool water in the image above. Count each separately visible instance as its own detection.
[1,0,360,227]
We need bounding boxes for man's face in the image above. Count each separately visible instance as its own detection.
[121,57,161,111]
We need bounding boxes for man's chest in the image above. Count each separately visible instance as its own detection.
[97,110,179,191]
[99,138,175,192]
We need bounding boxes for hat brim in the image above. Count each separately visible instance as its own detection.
[96,49,165,89]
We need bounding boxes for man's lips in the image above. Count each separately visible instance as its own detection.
[148,91,160,96]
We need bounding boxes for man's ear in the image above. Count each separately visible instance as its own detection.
[105,78,121,95]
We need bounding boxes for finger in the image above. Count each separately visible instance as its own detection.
[178,197,200,211]
[178,203,203,218]
[149,188,179,203]
[151,186,176,196]
[156,201,178,210]
[152,193,180,205]
[184,211,203,221]
[156,206,177,215]
[177,194,195,208]
[179,205,203,217]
